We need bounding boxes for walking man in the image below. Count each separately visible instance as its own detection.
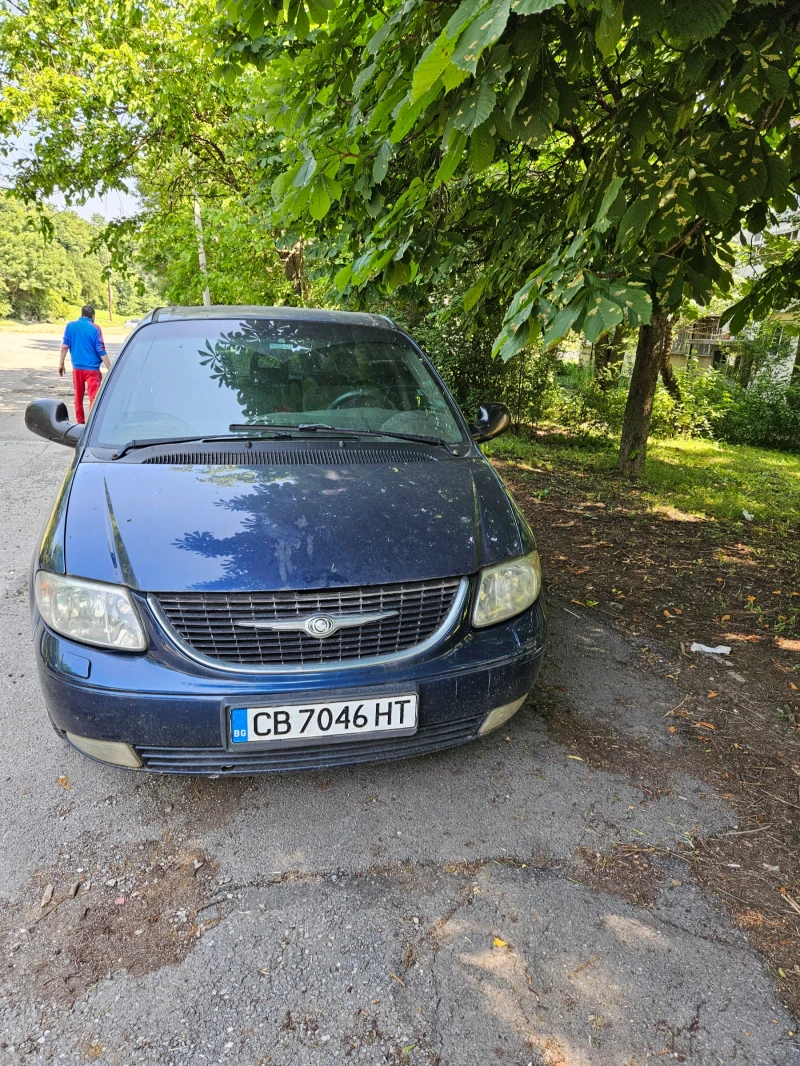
[59,305,110,424]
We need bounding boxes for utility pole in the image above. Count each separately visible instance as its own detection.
[105,247,113,323]
[193,193,211,307]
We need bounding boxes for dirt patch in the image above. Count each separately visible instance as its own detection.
[571,845,663,907]
[134,773,260,832]
[2,838,221,1007]
[538,683,674,793]
[497,454,800,1016]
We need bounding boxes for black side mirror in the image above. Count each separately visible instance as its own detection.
[25,399,82,448]
[469,402,511,443]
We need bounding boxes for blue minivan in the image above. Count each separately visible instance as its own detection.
[26,307,546,773]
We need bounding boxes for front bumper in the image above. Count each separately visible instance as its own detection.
[34,596,546,774]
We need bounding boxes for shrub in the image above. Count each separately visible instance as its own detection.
[653,367,800,451]
[545,358,800,453]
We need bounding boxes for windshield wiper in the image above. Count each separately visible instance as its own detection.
[229,423,449,447]
[229,422,351,434]
[110,432,278,460]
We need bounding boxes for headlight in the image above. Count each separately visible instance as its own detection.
[35,571,147,651]
[472,550,542,628]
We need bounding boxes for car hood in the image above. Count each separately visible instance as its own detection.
[62,456,530,592]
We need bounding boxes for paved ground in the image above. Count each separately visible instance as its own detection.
[0,330,797,1065]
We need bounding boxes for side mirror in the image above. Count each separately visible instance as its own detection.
[469,402,511,443]
[25,399,82,448]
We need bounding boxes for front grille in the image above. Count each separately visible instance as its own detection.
[142,447,437,465]
[155,577,463,666]
[136,714,482,773]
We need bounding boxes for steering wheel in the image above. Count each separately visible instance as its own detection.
[330,388,397,410]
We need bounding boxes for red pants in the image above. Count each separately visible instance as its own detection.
[72,369,101,424]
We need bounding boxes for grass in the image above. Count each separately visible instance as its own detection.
[486,431,800,530]
[1,309,133,332]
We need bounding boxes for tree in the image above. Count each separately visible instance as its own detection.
[3,0,800,477]
[0,0,300,307]
[212,0,800,475]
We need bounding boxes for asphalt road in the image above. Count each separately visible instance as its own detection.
[1,330,797,1065]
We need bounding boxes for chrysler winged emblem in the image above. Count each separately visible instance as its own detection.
[236,610,397,639]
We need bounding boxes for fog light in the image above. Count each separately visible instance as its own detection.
[478,694,529,735]
[66,732,142,768]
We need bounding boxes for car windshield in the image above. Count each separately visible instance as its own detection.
[89,318,466,447]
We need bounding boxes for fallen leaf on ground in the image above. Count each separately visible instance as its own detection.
[707,691,719,699]
[493,937,508,948]
[567,755,584,762]
[56,776,71,791]
[695,721,716,730]
[40,884,53,908]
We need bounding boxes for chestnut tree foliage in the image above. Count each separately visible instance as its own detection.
[213,0,800,474]
[2,0,799,472]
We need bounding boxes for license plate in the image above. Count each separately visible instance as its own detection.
[228,694,418,746]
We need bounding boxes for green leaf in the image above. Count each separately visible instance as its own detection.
[510,0,564,12]
[451,81,496,135]
[615,192,658,251]
[715,132,768,205]
[463,276,487,311]
[293,3,310,40]
[372,140,392,184]
[468,123,496,171]
[595,176,625,224]
[383,257,412,291]
[271,167,296,204]
[391,86,437,143]
[607,283,652,326]
[352,63,376,97]
[595,2,623,58]
[322,174,342,201]
[366,8,404,54]
[763,150,791,205]
[306,0,330,24]
[509,71,559,144]
[666,0,733,41]
[293,155,317,189]
[444,0,490,40]
[452,0,511,75]
[435,130,467,184]
[693,170,736,224]
[583,295,624,343]
[411,36,454,102]
[335,264,352,291]
[308,181,331,220]
[543,301,581,347]
[493,317,534,360]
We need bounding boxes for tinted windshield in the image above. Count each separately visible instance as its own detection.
[90,319,465,447]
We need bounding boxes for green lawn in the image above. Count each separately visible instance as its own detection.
[1,309,132,332]
[486,432,800,529]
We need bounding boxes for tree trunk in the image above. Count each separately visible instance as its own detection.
[618,311,670,479]
[594,324,625,390]
[659,319,681,401]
